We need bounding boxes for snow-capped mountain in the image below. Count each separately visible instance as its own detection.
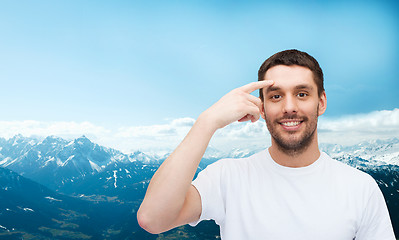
[0,135,152,191]
[203,145,261,159]
[1,135,399,192]
[320,138,399,167]
[202,138,399,167]
[128,150,164,163]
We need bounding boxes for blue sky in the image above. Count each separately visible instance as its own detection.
[0,0,398,151]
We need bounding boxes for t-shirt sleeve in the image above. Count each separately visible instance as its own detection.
[188,161,226,227]
[355,180,396,240]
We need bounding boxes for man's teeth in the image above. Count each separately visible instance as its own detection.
[281,121,300,127]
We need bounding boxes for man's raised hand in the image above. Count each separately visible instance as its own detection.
[199,80,274,131]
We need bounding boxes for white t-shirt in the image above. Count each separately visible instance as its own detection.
[190,149,395,240]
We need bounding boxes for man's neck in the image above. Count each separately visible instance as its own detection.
[268,138,321,168]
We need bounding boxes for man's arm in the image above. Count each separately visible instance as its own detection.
[137,80,274,234]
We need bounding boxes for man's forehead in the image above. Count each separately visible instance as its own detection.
[265,64,313,76]
[263,65,316,92]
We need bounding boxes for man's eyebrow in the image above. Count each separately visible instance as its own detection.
[265,84,313,94]
[295,84,313,90]
[266,86,281,93]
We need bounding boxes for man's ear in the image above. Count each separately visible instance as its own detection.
[260,99,266,120]
[318,91,327,116]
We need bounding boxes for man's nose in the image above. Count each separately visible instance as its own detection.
[282,95,298,114]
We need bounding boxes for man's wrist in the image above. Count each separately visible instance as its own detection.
[195,112,219,135]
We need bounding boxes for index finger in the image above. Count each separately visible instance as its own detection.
[240,80,274,93]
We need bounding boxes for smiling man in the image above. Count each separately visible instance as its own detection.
[137,49,395,239]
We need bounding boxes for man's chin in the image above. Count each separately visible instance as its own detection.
[276,140,304,151]
[272,132,315,154]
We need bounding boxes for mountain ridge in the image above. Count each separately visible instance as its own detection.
[1,135,398,192]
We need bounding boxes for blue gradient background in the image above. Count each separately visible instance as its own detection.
[0,0,398,127]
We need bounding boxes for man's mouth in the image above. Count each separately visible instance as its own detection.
[278,119,304,130]
[281,121,301,127]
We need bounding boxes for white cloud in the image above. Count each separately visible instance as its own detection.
[0,120,110,140]
[319,108,399,132]
[318,108,399,145]
[1,108,398,153]
[170,118,195,127]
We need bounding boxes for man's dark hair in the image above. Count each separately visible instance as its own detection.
[258,49,324,100]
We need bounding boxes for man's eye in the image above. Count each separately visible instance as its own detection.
[297,93,308,97]
[271,95,281,100]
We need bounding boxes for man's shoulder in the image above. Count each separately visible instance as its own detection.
[322,152,377,187]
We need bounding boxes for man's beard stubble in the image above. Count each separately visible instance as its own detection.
[265,105,319,156]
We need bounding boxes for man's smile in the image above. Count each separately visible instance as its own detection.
[277,118,305,131]
[280,121,301,127]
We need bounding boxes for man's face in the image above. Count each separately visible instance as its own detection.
[260,65,326,154]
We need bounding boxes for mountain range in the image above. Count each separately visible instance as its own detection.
[0,135,398,239]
